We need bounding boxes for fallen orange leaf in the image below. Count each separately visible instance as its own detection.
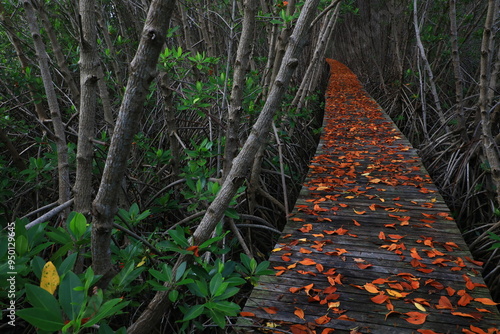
[239,311,255,317]
[364,283,380,293]
[315,315,331,324]
[451,311,482,320]
[289,324,309,334]
[371,294,389,304]
[405,311,428,325]
[299,247,312,254]
[436,295,454,310]
[356,262,373,269]
[294,307,305,320]
[299,258,316,266]
[474,298,499,306]
[262,306,278,314]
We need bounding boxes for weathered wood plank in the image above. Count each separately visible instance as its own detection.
[237,60,500,334]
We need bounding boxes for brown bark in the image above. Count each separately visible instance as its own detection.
[449,0,467,139]
[413,0,447,130]
[269,0,297,86]
[22,0,71,216]
[222,0,258,180]
[91,0,177,280]
[74,0,99,215]
[479,0,500,206]
[292,0,341,111]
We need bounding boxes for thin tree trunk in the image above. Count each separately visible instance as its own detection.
[269,0,297,86]
[413,0,447,129]
[449,0,467,140]
[0,2,48,122]
[222,0,258,180]
[39,2,80,107]
[22,0,71,218]
[91,0,177,283]
[74,0,99,215]
[479,0,500,206]
[291,0,341,111]
[96,9,123,85]
[0,128,26,171]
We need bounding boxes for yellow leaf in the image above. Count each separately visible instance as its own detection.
[413,302,427,312]
[386,289,403,298]
[137,256,147,267]
[265,322,279,328]
[272,247,282,252]
[40,261,60,295]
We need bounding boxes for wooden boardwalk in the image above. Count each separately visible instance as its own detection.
[237,60,500,334]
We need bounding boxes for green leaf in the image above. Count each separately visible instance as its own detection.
[168,226,189,248]
[207,308,226,328]
[488,232,500,241]
[59,271,85,320]
[50,241,73,261]
[46,228,73,245]
[255,261,273,275]
[224,208,239,219]
[25,284,61,312]
[68,212,87,239]
[209,273,223,297]
[215,286,240,300]
[188,279,208,298]
[83,298,129,327]
[169,289,179,302]
[32,256,46,280]
[57,252,78,276]
[206,300,240,315]
[146,280,171,291]
[17,308,64,331]
[15,235,28,256]
[181,304,205,322]
[175,261,187,282]
[149,268,170,282]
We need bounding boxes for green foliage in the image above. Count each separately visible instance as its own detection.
[487,232,500,250]
[149,223,273,331]
[18,267,128,334]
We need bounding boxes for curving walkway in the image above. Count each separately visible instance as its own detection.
[237,59,500,333]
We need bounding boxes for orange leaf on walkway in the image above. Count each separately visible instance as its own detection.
[474,298,499,306]
[298,224,313,233]
[315,315,331,324]
[299,258,316,266]
[405,311,428,325]
[371,294,389,304]
[262,306,278,314]
[239,311,255,317]
[294,307,305,320]
[436,296,454,310]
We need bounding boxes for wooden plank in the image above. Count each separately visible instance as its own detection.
[237,60,500,334]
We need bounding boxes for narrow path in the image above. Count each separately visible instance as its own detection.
[237,60,500,333]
